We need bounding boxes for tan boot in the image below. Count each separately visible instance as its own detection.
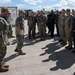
[18,51,26,55]
[0,66,9,72]
[3,65,9,68]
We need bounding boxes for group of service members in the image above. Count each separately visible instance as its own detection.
[0,7,75,72]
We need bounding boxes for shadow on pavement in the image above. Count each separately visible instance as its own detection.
[23,33,55,46]
[11,39,17,45]
[40,41,75,71]
[49,49,75,71]
[11,33,56,46]
[40,41,61,56]
[23,38,41,46]
[4,53,19,62]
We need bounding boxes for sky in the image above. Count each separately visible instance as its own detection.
[0,0,75,11]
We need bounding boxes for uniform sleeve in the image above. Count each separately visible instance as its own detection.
[70,16,72,31]
[15,17,20,27]
[44,16,46,23]
[72,18,75,30]
[0,20,4,43]
[35,17,37,25]
[27,17,30,25]
[58,16,61,27]
[33,16,36,25]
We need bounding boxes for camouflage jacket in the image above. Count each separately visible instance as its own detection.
[59,15,65,27]
[28,16,36,26]
[0,17,9,43]
[65,15,72,31]
[37,15,46,26]
[15,17,25,34]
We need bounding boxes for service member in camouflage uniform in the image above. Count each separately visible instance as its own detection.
[55,10,59,36]
[0,7,9,72]
[7,13,15,38]
[0,9,10,46]
[37,11,46,41]
[14,10,26,55]
[58,9,67,46]
[57,11,63,42]
[65,9,72,49]
[28,11,36,39]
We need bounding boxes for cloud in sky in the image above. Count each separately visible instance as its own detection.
[0,0,75,11]
[16,4,42,11]
[22,0,46,5]
[20,0,75,10]
[44,0,75,10]
[16,4,25,8]
[0,0,11,4]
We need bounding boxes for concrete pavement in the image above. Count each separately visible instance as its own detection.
[0,20,75,75]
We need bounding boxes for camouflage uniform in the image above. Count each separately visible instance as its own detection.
[28,14,36,39]
[58,15,66,43]
[55,11,59,36]
[15,16,25,53]
[4,17,10,45]
[65,14,72,48]
[37,14,46,40]
[7,13,13,38]
[0,7,9,72]
[0,17,7,66]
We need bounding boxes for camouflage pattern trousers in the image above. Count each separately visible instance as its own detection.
[64,29,72,46]
[38,25,46,39]
[16,34,24,52]
[28,25,35,38]
[0,44,7,65]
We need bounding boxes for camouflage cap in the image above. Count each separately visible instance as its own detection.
[40,10,44,13]
[19,10,25,14]
[62,9,65,12]
[1,7,9,13]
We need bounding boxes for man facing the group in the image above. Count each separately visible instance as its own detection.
[14,10,26,55]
